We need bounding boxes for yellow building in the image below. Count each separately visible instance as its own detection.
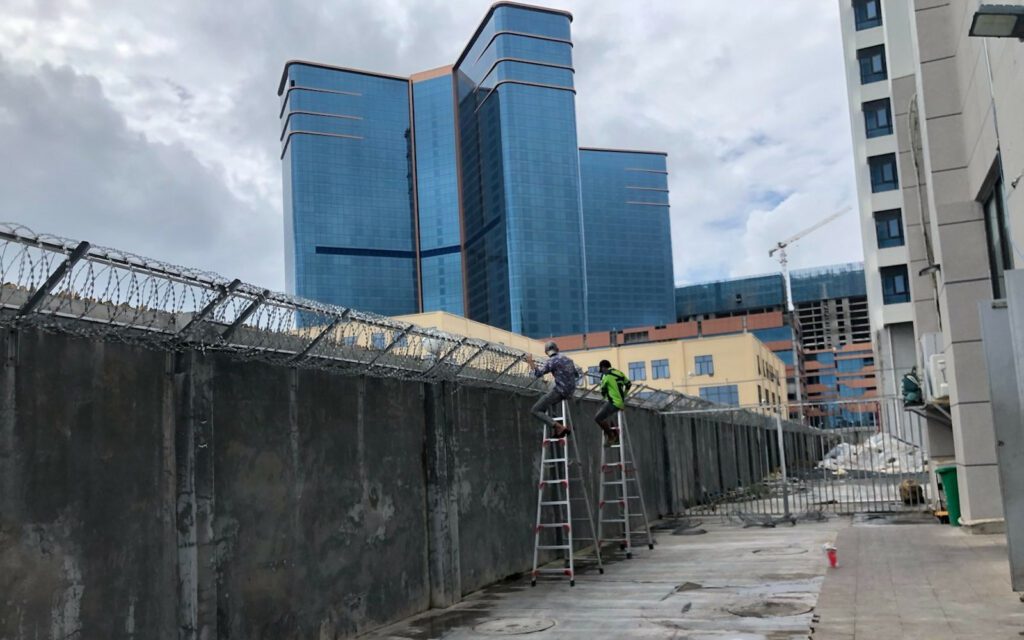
[391,312,783,412]
[564,333,787,413]
[393,311,547,357]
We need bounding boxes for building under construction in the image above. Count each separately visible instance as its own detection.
[673,262,876,426]
[791,264,876,428]
[791,263,872,351]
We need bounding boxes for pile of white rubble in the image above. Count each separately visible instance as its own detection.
[818,432,925,475]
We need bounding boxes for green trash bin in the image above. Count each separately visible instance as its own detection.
[935,465,960,527]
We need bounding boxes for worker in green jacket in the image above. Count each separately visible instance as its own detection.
[595,359,631,446]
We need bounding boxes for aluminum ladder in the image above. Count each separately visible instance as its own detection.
[530,400,603,586]
[597,409,655,558]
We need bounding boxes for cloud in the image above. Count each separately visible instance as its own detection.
[0,58,282,288]
[562,0,862,282]
[0,0,864,292]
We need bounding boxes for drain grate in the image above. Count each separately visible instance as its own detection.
[727,601,813,618]
[473,618,556,635]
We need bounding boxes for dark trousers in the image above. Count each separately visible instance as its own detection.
[594,401,620,428]
[531,389,567,428]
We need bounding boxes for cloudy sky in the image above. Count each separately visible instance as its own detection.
[0,0,864,291]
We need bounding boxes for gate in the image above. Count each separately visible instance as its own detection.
[662,397,931,518]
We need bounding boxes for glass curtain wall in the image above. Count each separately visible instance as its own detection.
[281,64,418,315]
[580,149,674,332]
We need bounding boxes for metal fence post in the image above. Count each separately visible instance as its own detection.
[220,289,269,342]
[176,279,242,339]
[775,410,791,520]
[17,240,91,317]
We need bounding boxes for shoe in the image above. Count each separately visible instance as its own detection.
[551,422,570,438]
[604,429,620,447]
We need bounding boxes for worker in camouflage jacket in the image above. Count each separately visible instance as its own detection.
[527,341,580,438]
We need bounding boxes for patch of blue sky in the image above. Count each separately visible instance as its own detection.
[753,188,793,209]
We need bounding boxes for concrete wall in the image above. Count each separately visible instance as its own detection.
[0,328,807,639]
[0,329,432,639]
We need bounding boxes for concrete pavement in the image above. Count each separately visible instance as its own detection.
[814,517,1024,639]
[366,516,1024,639]
[366,518,844,639]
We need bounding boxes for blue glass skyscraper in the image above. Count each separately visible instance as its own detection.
[280,64,417,316]
[454,4,585,337]
[412,68,464,316]
[580,148,674,331]
[280,3,675,337]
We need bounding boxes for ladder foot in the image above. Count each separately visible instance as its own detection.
[598,567,605,574]
[531,580,537,587]
[648,543,655,550]
[626,552,633,559]
[570,580,575,587]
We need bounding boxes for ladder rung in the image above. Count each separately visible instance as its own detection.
[601,518,627,523]
[536,522,569,527]
[536,545,571,550]
[543,458,568,463]
[534,568,573,575]
[541,500,569,506]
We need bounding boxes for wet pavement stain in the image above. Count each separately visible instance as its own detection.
[726,600,814,618]
[388,608,492,639]
[472,618,556,635]
[672,526,708,535]
[757,572,818,581]
[752,547,808,556]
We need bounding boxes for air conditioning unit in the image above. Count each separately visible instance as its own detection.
[927,353,949,400]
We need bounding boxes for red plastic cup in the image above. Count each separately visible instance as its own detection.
[826,547,838,568]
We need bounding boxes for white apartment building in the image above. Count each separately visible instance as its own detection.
[839,0,1023,530]
[838,0,948,456]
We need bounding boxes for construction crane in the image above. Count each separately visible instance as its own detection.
[769,207,851,312]
[768,206,852,423]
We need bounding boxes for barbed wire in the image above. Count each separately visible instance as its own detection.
[0,222,819,430]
